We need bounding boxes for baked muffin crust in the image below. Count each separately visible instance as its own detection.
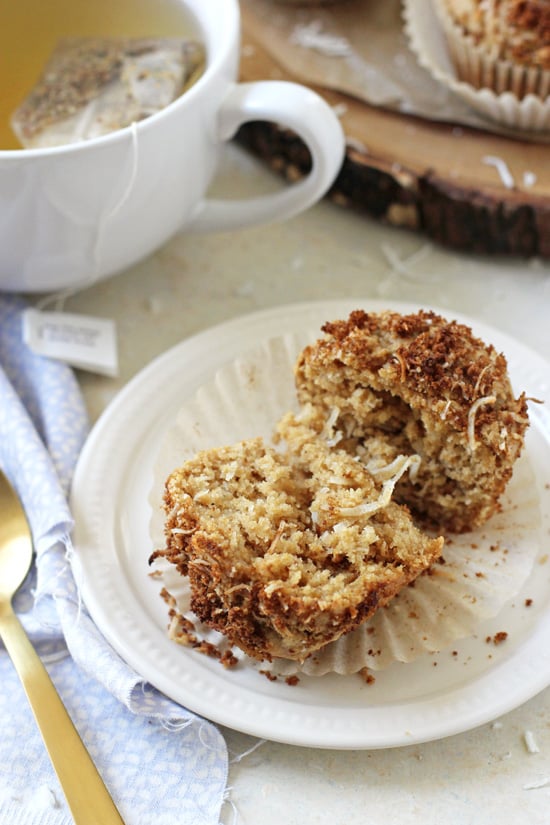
[440,0,550,67]
[152,417,443,662]
[295,309,529,533]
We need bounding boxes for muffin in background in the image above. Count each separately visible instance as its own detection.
[433,0,550,98]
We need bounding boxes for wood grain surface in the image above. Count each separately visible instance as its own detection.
[237,16,550,258]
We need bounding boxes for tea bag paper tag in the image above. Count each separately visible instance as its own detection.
[23,308,118,377]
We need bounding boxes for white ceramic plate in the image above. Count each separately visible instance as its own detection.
[71,300,550,749]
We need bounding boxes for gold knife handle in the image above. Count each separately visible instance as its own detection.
[0,607,125,824]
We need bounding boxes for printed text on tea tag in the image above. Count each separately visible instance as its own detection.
[23,308,118,377]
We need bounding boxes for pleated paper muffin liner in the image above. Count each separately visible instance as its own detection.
[403,0,550,132]
[149,332,542,676]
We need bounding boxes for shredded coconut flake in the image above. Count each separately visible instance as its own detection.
[290,21,352,58]
[407,455,421,482]
[327,475,352,486]
[188,558,212,569]
[381,242,413,277]
[523,777,549,790]
[332,102,348,118]
[332,521,348,533]
[524,730,540,754]
[482,155,515,189]
[346,136,368,154]
[467,395,497,452]
[440,399,452,421]
[322,406,342,446]
[499,426,508,451]
[366,453,421,483]
[381,242,433,280]
[336,455,418,518]
[225,583,252,595]
[473,362,492,397]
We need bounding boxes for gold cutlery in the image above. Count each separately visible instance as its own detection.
[0,469,125,824]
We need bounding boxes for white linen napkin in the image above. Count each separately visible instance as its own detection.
[0,295,228,825]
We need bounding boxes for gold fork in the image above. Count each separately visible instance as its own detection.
[0,469,125,824]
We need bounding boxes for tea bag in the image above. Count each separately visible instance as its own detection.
[11,37,205,148]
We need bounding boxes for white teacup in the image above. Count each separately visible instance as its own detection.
[0,0,345,293]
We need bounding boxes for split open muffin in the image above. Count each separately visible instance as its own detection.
[151,412,443,663]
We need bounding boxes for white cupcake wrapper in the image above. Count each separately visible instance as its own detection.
[150,332,542,675]
[403,0,550,132]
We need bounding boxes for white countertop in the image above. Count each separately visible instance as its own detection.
[61,145,550,824]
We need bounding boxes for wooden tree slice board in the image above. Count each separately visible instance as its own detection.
[237,20,550,258]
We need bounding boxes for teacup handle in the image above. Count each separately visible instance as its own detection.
[188,81,345,232]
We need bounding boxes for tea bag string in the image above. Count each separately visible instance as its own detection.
[35,121,140,313]
[93,120,140,272]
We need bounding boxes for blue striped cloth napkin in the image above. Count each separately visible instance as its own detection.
[0,295,227,825]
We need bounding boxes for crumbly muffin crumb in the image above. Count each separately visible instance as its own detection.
[295,309,529,533]
[152,417,443,662]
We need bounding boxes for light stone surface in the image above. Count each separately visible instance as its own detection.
[55,144,550,825]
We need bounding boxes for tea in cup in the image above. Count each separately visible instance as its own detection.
[0,0,344,293]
